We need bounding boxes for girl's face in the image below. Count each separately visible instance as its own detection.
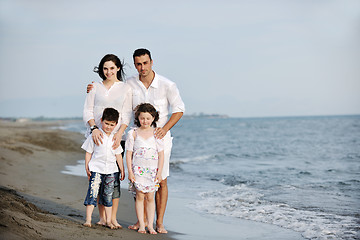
[103,61,119,80]
[138,112,155,128]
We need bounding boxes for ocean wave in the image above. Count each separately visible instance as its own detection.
[194,185,360,240]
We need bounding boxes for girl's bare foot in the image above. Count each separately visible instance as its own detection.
[138,228,147,234]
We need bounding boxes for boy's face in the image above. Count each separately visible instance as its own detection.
[101,120,117,134]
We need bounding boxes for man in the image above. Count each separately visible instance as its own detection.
[87,48,185,233]
[127,48,185,233]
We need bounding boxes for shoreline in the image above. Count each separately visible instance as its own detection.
[0,119,307,240]
[0,120,175,240]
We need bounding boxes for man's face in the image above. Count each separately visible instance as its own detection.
[134,54,153,78]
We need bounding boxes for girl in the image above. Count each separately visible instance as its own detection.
[126,103,164,234]
[83,54,132,228]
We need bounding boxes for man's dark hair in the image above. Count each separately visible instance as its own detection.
[133,48,152,61]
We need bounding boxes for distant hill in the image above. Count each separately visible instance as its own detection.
[183,113,229,119]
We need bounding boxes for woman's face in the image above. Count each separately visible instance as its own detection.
[103,61,119,80]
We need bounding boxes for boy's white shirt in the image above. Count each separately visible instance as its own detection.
[81,128,123,174]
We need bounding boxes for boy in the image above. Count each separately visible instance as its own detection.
[81,108,125,229]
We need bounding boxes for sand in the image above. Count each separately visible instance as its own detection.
[0,120,174,240]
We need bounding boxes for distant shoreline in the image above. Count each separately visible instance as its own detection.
[1,113,359,122]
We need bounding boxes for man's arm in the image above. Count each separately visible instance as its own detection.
[154,112,183,139]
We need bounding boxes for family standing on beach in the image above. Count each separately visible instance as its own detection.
[81,48,185,234]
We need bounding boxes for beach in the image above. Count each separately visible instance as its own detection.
[0,120,173,240]
[3,117,357,239]
[0,119,312,240]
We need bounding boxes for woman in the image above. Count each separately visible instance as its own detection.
[83,54,132,229]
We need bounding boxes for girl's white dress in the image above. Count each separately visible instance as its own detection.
[125,128,164,193]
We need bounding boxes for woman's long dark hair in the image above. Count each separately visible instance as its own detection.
[94,54,125,81]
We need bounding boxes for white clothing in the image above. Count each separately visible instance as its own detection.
[83,81,132,139]
[126,72,185,128]
[81,129,123,174]
[126,72,184,179]
[125,128,164,193]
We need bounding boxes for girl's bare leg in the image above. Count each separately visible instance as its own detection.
[128,197,148,230]
[146,192,157,234]
[135,191,147,234]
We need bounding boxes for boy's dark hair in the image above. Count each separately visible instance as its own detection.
[101,108,119,123]
[94,54,125,81]
[134,103,159,128]
[133,48,152,61]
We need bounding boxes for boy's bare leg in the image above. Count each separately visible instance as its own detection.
[105,206,115,229]
[111,198,122,228]
[96,204,106,226]
[84,205,95,227]
[155,178,168,233]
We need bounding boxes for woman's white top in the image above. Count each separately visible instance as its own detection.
[83,81,132,138]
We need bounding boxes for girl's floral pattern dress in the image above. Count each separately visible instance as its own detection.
[126,128,164,193]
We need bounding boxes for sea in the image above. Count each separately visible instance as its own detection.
[60,115,360,240]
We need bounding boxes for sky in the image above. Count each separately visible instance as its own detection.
[0,0,359,118]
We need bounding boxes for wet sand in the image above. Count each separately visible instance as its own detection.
[0,120,174,240]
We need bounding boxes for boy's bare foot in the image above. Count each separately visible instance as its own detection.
[156,224,168,234]
[112,220,123,229]
[83,222,92,228]
[138,228,147,234]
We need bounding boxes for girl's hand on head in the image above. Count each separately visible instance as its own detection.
[86,81,94,93]
[91,129,103,145]
[154,127,167,139]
